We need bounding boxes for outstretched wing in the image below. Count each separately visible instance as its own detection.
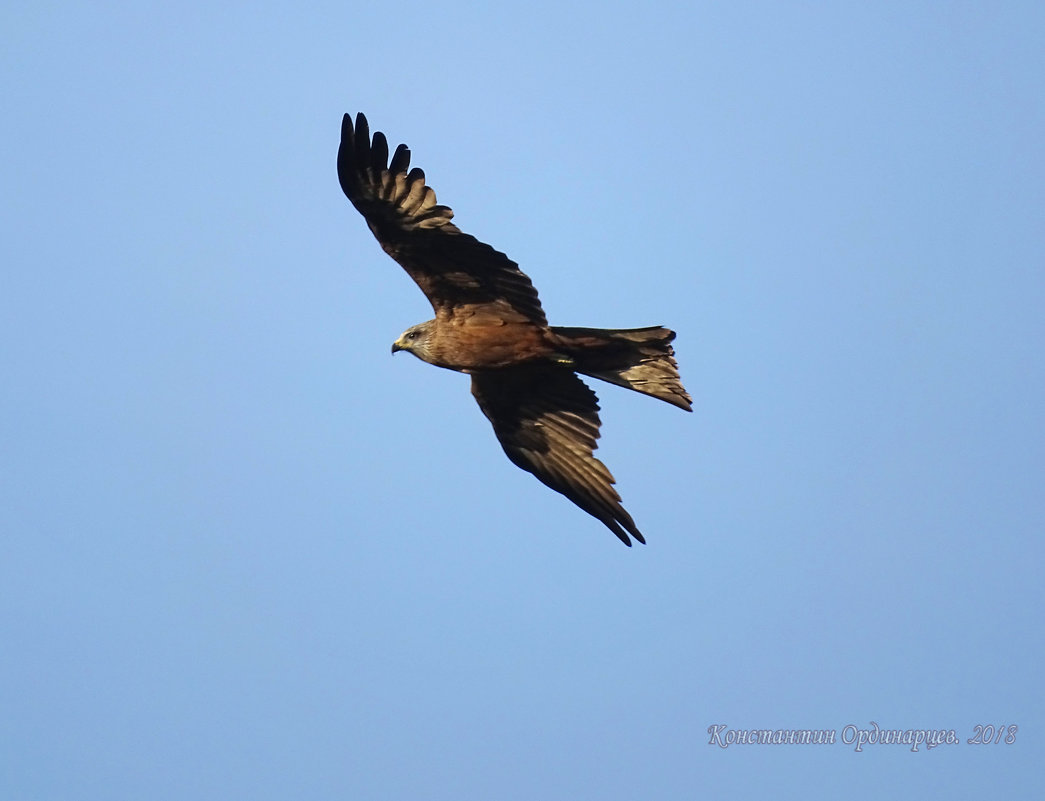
[338,113,546,325]
[471,366,645,546]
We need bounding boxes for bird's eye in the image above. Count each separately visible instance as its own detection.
[407,331,418,340]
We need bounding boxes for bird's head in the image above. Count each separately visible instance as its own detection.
[391,321,437,363]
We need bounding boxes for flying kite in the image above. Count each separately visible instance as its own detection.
[337,113,691,545]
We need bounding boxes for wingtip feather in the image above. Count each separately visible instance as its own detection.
[371,131,389,170]
[354,112,370,165]
[390,143,411,173]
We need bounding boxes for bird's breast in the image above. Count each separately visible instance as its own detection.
[431,317,552,370]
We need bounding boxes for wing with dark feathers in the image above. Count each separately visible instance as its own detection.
[471,366,645,546]
[338,113,546,325]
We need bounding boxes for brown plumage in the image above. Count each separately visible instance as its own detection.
[338,112,691,545]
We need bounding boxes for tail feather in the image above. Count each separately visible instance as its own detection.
[550,325,693,411]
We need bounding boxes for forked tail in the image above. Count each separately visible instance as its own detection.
[550,326,692,411]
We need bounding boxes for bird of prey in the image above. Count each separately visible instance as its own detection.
[337,112,691,545]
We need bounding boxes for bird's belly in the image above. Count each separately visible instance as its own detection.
[435,321,550,370]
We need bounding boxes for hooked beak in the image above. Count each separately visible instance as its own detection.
[391,339,402,354]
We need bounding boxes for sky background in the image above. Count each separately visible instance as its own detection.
[2,1,1043,798]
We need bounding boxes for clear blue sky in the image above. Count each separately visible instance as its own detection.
[2,2,1043,798]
